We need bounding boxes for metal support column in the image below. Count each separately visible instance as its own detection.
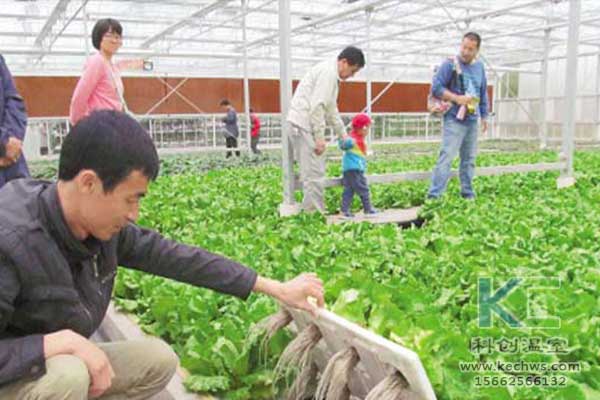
[558,0,580,188]
[279,0,297,215]
[82,0,91,56]
[493,75,500,139]
[212,115,217,148]
[596,53,600,140]
[540,27,551,149]
[242,0,251,152]
[365,6,373,151]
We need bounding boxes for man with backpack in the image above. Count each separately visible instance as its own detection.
[427,32,489,200]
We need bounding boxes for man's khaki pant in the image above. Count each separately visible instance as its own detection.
[0,338,178,400]
[290,123,326,213]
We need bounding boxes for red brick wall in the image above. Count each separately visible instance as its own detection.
[14,76,493,117]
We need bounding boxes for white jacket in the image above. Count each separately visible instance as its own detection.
[287,59,346,140]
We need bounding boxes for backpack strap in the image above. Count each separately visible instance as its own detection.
[451,56,466,94]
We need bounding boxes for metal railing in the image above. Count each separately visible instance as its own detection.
[25,108,596,161]
[493,95,600,142]
[24,112,450,160]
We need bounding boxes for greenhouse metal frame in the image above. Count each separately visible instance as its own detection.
[0,0,596,206]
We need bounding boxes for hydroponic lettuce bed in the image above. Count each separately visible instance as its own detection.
[111,149,600,400]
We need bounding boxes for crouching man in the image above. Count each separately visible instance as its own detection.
[0,110,324,400]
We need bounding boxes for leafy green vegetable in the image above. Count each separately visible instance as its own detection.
[105,147,600,399]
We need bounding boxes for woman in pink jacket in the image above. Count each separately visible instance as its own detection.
[70,18,136,125]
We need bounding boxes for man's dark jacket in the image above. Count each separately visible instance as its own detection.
[0,179,257,386]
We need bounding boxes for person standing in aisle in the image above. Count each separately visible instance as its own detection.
[220,99,240,158]
[286,46,365,213]
[427,32,489,200]
[250,108,261,155]
[339,113,378,218]
[0,54,29,188]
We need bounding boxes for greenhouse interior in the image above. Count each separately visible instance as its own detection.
[0,0,598,399]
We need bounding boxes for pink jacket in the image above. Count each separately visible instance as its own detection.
[69,53,124,125]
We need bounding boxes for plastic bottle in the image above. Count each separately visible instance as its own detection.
[457,104,466,120]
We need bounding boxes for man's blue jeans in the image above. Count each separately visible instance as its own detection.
[428,117,479,198]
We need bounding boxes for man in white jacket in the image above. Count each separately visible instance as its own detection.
[287,46,365,213]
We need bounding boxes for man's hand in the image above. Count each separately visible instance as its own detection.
[44,330,115,398]
[314,138,327,155]
[454,94,473,106]
[481,120,488,133]
[0,157,14,167]
[5,137,22,163]
[81,339,115,399]
[279,273,325,316]
[253,273,325,317]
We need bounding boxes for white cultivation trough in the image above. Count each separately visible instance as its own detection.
[294,161,568,191]
[285,306,437,400]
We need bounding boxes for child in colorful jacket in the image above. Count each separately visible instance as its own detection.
[338,113,377,218]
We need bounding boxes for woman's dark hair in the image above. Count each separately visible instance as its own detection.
[59,110,159,192]
[92,18,123,50]
[219,99,231,106]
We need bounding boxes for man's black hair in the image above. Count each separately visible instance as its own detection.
[463,32,482,48]
[59,110,159,192]
[338,46,365,68]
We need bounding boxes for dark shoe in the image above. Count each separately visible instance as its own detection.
[364,208,379,217]
[341,211,354,219]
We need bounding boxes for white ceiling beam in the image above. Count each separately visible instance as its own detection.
[33,0,90,63]
[34,0,72,47]
[140,0,232,48]
[0,45,541,74]
[167,0,277,50]
[241,0,401,50]
[502,49,600,65]
[351,0,548,46]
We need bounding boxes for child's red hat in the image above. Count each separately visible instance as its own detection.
[352,113,372,129]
